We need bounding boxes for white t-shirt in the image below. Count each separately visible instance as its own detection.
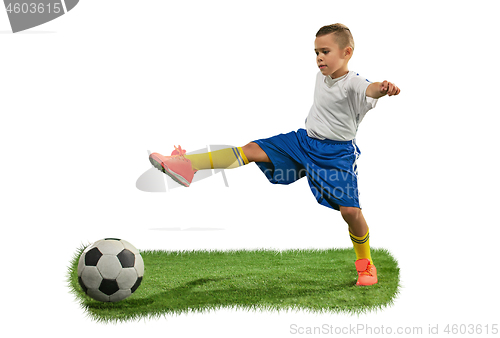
[305,71,378,141]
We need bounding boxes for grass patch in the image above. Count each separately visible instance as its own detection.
[67,247,400,322]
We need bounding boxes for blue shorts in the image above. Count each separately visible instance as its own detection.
[253,129,361,211]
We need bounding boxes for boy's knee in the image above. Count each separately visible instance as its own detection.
[340,206,361,222]
[242,142,270,163]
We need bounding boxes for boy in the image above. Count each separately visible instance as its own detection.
[149,23,400,286]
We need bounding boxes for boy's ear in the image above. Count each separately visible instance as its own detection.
[344,47,353,58]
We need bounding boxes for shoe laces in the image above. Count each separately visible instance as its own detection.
[358,264,373,276]
[170,146,197,173]
[171,145,188,161]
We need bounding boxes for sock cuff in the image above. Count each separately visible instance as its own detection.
[349,230,369,244]
[237,147,249,165]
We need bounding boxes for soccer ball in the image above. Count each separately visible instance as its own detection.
[77,238,144,302]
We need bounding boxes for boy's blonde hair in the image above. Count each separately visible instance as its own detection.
[316,23,355,51]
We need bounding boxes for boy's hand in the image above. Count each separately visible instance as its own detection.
[366,80,401,98]
[379,80,400,96]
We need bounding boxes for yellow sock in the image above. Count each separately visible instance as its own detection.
[349,229,372,264]
[185,147,249,170]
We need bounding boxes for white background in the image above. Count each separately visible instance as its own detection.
[1,0,499,337]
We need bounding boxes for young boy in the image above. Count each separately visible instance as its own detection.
[149,23,400,286]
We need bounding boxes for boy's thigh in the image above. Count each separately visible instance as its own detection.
[306,165,360,211]
[251,131,308,184]
[304,140,361,211]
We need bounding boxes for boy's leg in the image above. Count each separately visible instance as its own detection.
[185,147,249,170]
[340,206,368,238]
[149,142,270,186]
[339,206,377,286]
[241,142,271,163]
[185,142,270,170]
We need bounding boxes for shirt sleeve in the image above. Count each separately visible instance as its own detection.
[346,73,378,117]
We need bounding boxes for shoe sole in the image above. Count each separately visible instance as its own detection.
[356,279,378,286]
[149,154,190,187]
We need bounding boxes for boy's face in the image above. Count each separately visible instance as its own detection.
[314,33,351,78]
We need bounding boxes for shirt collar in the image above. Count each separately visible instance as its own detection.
[324,72,349,87]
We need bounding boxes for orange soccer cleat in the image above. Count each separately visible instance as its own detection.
[149,145,197,187]
[355,259,378,286]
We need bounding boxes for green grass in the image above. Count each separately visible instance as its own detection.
[67,247,400,322]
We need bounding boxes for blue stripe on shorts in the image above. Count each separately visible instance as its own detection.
[253,129,361,211]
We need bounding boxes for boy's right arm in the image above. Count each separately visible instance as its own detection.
[366,80,400,99]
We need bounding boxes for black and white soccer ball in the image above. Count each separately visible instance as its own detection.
[77,238,144,302]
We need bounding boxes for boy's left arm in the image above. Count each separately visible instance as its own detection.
[366,80,400,99]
